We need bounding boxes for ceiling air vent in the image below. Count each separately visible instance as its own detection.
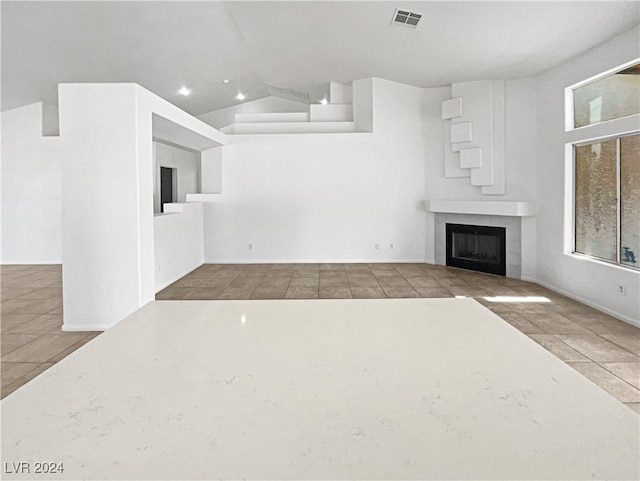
[268,84,310,102]
[391,9,422,28]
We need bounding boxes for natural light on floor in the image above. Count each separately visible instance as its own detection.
[483,296,552,303]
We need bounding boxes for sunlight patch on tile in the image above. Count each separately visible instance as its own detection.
[484,295,551,303]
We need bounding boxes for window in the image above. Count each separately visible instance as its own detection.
[569,60,640,270]
[574,134,639,268]
[573,63,640,128]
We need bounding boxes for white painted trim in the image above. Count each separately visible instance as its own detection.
[202,259,429,265]
[564,83,575,133]
[563,251,640,274]
[563,143,575,256]
[426,200,535,217]
[162,203,185,214]
[62,324,111,332]
[566,114,640,144]
[569,57,640,91]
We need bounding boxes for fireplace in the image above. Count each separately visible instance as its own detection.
[446,223,506,276]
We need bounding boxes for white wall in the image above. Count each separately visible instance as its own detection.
[534,26,640,325]
[201,147,222,193]
[197,96,309,129]
[203,78,428,263]
[421,86,450,263]
[330,82,353,104]
[153,142,199,213]
[154,202,204,291]
[505,80,538,281]
[1,102,62,263]
[352,78,373,132]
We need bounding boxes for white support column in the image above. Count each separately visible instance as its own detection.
[59,84,154,331]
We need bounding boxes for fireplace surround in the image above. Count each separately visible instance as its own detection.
[431,209,531,280]
[446,223,506,276]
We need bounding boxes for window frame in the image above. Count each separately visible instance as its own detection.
[565,57,640,132]
[571,131,639,270]
[564,58,640,272]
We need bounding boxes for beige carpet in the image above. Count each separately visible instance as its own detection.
[2,298,638,479]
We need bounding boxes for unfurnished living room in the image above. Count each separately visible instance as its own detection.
[1,1,639,479]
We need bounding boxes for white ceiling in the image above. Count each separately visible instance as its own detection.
[2,1,639,115]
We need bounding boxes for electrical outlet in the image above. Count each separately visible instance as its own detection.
[248,243,253,250]
[618,285,626,296]
[374,243,379,250]
[389,243,394,249]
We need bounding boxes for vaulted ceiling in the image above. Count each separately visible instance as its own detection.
[2,1,639,115]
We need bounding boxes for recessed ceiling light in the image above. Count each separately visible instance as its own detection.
[177,86,191,96]
[320,98,328,105]
[236,92,246,101]
[223,79,230,84]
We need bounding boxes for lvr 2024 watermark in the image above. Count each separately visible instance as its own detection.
[4,462,64,474]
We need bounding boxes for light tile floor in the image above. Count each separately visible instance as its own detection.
[2,263,639,414]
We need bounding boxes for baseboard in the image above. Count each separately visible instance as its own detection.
[202,258,429,264]
[1,261,62,265]
[520,276,538,284]
[531,278,639,327]
[155,263,204,292]
[62,324,111,332]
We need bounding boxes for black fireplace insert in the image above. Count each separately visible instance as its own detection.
[446,223,506,276]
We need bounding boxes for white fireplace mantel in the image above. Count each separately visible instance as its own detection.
[425,200,536,217]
